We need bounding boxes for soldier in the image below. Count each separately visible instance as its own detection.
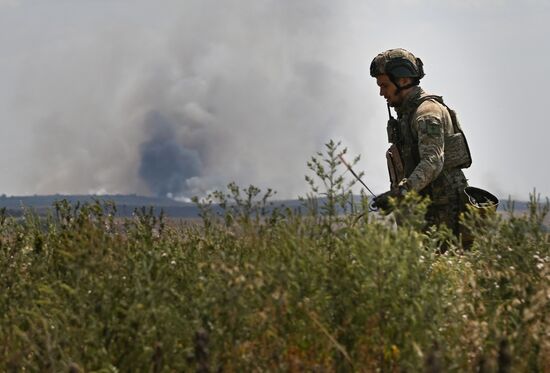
[370,48,472,243]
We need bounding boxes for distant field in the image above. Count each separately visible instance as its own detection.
[0,193,543,217]
[1,193,548,371]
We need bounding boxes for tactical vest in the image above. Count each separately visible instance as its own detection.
[387,93,472,181]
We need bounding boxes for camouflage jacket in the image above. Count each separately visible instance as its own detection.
[393,86,467,195]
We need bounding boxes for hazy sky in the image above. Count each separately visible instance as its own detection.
[1,0,549,200]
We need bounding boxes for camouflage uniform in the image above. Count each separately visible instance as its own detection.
[370,48,472,239]
[394,86,469,235]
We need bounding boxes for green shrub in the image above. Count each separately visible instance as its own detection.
[0,143,548,371]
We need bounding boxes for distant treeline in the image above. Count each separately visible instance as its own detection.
[0,193,529,218]
[0,194,301,218]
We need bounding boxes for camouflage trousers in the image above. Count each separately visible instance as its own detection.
[423,169,472,248]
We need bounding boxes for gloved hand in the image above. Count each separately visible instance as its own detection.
[372,187,407,211]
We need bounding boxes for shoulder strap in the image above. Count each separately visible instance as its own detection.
[414,95,460,133]
[414,95,473,168]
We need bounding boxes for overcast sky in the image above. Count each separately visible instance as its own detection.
[1,0,549,200]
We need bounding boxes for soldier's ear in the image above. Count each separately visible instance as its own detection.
[396,77,413,88]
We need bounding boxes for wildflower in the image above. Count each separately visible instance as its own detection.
[391,345,400,359]
[235,275,246,284]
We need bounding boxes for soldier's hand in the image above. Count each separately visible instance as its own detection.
[372,190,393,211]
[372,188,406,212]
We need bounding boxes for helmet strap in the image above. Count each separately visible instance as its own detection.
[388,74,401,93]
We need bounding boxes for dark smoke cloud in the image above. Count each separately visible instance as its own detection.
[139,111,202,197]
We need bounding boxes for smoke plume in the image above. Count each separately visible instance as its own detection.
[2,0,549,199]
[1,0,372,199]
[139,111,202,197]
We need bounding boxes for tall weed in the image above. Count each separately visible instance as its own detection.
[0,142,548,371]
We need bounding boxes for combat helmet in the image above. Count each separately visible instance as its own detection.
[464,186,499,210]
[370,48,425,90]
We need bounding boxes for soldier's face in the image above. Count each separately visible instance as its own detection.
[376,75,405,107]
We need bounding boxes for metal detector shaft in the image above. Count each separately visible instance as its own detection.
[338,154,377,198]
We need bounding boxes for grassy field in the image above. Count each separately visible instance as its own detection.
[1,142,549,372]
